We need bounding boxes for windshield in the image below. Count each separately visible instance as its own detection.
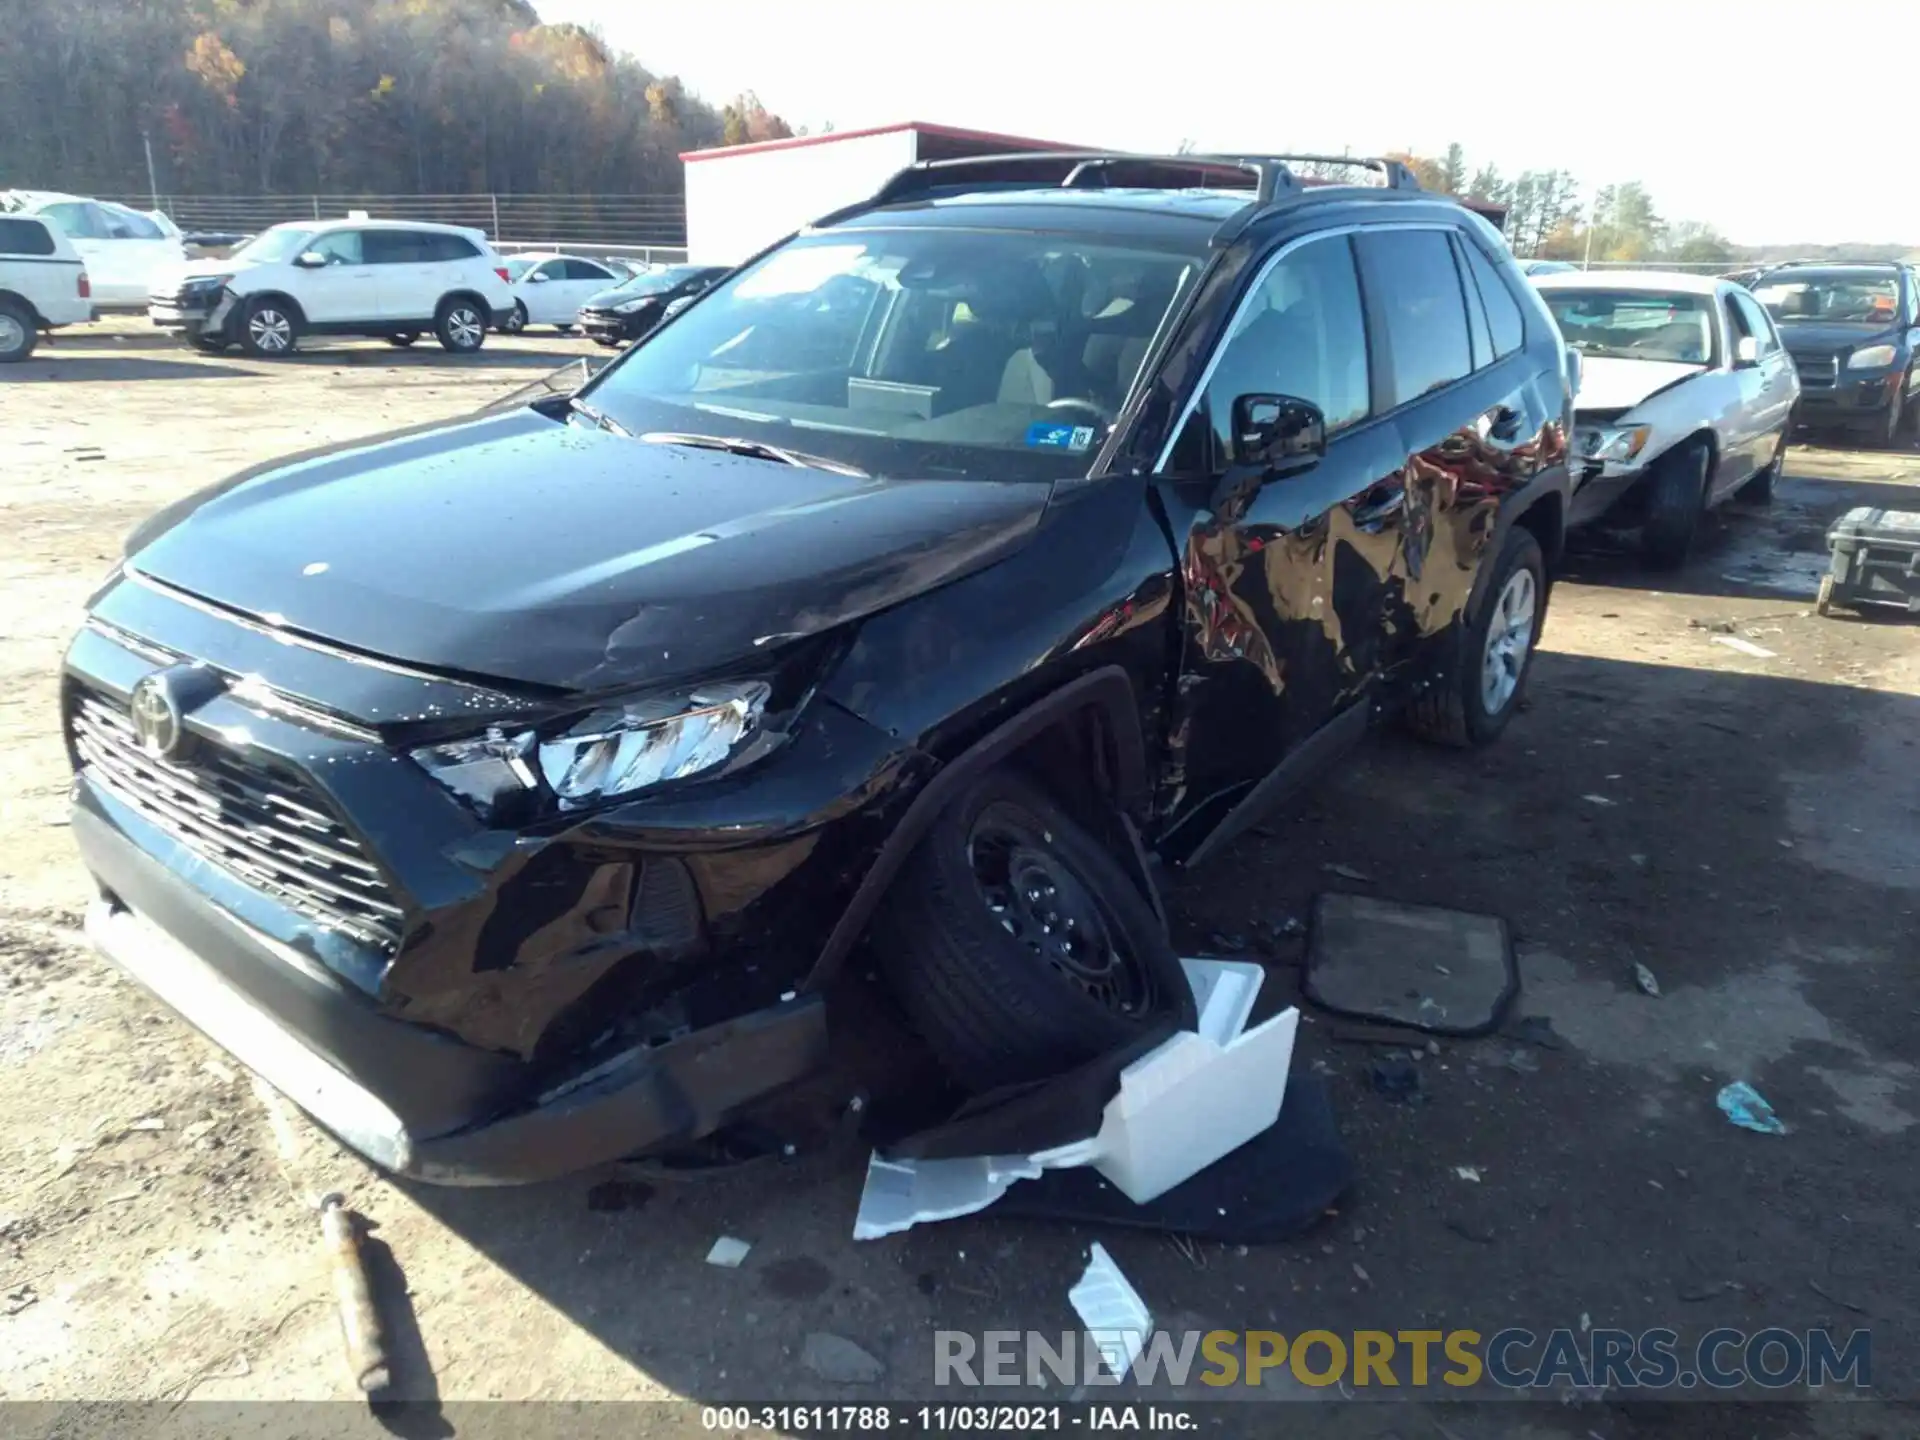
[580,229,1202,481]
[1543,290,1713,365]
[232,226,316,264]
[1750,274,1900,325]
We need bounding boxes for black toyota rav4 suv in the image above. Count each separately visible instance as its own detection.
[64,153,1573,1183]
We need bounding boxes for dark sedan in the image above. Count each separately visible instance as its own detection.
[576,264,730,347]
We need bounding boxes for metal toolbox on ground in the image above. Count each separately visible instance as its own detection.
[1819,507,1920,616]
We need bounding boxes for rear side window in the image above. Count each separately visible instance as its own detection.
[1459,237,1526,358]
[423,232,480,262]
[1176,234,1370,470]
[0,217,56,256]
[1357,229,1473,404]
[98,204,163,240]
[564,258,612,282]
[38,202,98,240]
[363,230,431,264]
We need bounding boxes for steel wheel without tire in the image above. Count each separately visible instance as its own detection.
[500,301,527,335]
[240,300,296,357]
[872,768,1194,1092]
[0,300,35,363]
[436,300,487,353]
[1406,524,1548,749]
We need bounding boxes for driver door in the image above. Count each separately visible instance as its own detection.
[1152,233,1406,860]
[297,229,379,323]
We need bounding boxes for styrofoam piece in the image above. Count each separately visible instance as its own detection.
[851,957,1297,1237]
[1069,1242,1152,1381]
[1180,957,1264,1046]
[852,1152,1044,1241]
[705,1235,752,1267]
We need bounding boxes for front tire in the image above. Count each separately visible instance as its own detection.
[1741,434,1785,503]
[0,298,38,363]
[238,297,298,357]
[872,769,1195,1093]
[435,298,487,354]
[1640,439,1710,569]
[500,301,527,335]
[1405,525,1547,749]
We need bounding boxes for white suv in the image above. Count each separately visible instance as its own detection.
[0,212,93,362]
[149,219,516,356]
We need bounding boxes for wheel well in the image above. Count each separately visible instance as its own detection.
[0,289,44,326]
[998,703,1132,836]
[438,290,489,320]
[244,291,306,327]
[1513,490,1564,569]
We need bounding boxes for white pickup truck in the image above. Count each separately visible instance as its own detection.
[0,211,93,362]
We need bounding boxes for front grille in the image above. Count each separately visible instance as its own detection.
[69,686,402,952]
[1791,353,1837,389]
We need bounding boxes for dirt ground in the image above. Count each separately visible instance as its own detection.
[2,319,1917,1436]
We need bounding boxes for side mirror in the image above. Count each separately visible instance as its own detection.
[1231,394,1326,475]
[1733,336,1761,367]
[292,251,325,269]
[527,271,550,284]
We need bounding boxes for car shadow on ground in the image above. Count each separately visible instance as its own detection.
[6,356,257,382]
[398,650,1920,1416]
[44,329,190,351]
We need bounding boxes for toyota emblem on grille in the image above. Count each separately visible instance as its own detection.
[129,670,187,759]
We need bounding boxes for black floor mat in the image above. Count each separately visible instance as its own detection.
[985,1072,1350,1243]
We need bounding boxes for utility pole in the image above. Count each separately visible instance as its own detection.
[142,129,161,212]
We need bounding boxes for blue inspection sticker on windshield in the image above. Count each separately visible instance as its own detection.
[1025,421,1098,452]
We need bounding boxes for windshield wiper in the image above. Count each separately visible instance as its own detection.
[639,431,868,478]
[567,395,632,437]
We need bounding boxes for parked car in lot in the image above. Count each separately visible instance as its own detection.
[0,212,93,361]
[0,190,186,308]
[65,152,1572,1182]
[1746,263,1920,447]
[1535,270,1799,565]
[1523,259,1579,277]
[148,218,515,356]
[576,263,729,347]
[499,252,628,333]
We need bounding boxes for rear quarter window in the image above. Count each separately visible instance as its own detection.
[0,217,57,257]
[425,232,480,262]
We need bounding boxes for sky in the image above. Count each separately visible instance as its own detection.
[534,0,1912,249]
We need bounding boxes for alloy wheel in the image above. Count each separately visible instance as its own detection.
[248,308,292,354]
[448,306,485,349]
[0,312,26,357]
[1480,567,1537,716]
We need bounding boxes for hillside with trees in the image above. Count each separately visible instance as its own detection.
[0,0,793,198]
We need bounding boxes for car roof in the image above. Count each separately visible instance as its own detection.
[1754,263,1907,280]
[1532,269,1725,296]
[2,189,89,210]
[267,217,484,236]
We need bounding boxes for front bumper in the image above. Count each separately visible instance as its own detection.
[577,310,635,344]
[1791,371,1902,428]
[62,576,913,1182]
[149,290,235,337]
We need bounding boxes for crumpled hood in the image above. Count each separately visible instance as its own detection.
[126,408,1050,692]
[1574,355,1704,414]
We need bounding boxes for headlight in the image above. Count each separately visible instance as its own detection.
[1579,424,1652,464]
[538,679,770,808]
[183,273,232,292]
[410,679,774,818]
[1846,344,1897,371]
[611,298,650,315]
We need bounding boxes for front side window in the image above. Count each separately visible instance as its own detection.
[1751,273,1900,325]
[1170,235,1370,471]
[1542,289,1714,365]
[534,258,569,281]
[1357,229,1474,403]
[307,230,364,266]
[1731,291,1779,354]
[582,228,1203,482]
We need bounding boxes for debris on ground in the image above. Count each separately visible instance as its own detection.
[854,959,1299,1237]
[1716,1081,1786,1136]
[1711,635,1777,659]
[704,1236,753,1268]
[1369,1058,1423,1103]
[5,1284,38,1316]
[801,1332,885,1385]
[318,1194,390,1393]
[1306,894,1515,1036]
[1453,1166,1483,1183]
[1582,793,1617,807]
[1322,863,1374,883]
[1069,1243,1151,1381]
[1632,963,1661,997]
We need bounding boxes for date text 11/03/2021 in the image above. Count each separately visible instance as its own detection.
[701,1407,1191,1432]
